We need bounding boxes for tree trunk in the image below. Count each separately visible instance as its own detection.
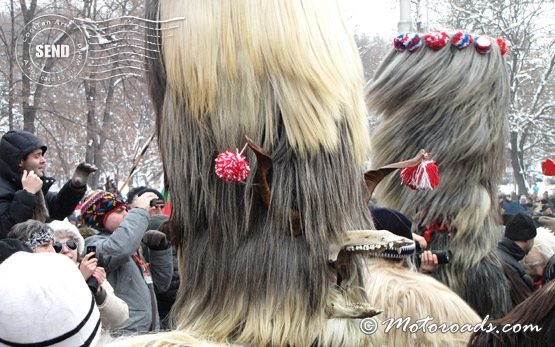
[84,80,101,188]
[7,0,15,129]
[509,131,527,196]
[19,0,37,133]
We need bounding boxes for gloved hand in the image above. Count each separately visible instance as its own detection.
[142,230,169,250]
[71,162,97,187]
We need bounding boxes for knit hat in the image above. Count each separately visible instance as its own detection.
[0,252,101,346]
[371,207,415,258]
[141,188,164,200]
[49,220,86,256]
[7,220,55,251]
[80,190,127,229]
[505,212,537,241]
[0,239,32,264]
[372,207,414,241]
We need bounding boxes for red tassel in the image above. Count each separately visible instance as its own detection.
[542,159,555,176]
[215,144,251,182]
[400,159,440,190]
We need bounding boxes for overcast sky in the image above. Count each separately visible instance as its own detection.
[340,0,399,36]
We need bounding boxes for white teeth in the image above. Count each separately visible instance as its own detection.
[388,242,393,248]
[363,245,370,250]
[370,245,375,250]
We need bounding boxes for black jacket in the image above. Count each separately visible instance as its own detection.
[0,130,86,238]
[497,237,536,292]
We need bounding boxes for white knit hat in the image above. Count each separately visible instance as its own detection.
[49,220,86,256]
[0,252,101,346]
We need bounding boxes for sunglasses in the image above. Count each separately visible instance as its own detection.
[53,239,78,253]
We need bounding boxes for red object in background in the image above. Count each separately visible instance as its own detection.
[542,159,555,176]
[163,201,171,216]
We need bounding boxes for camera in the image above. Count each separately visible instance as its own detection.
[86,277,98,293]
[86,245,96,255]
[416,249,452,267]
[150,199,165,207]
[85,245,98,293]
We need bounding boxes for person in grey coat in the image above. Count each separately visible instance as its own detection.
[81,189,173,334]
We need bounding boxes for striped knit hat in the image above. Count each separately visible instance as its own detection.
[80,190,127,229]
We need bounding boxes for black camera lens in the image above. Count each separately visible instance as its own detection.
[433,250,452,264]
[150,199,165,207]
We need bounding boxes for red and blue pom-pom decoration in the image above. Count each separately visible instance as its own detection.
[451,31,473,49]
[215,146,251,182]
[394,33,422,52]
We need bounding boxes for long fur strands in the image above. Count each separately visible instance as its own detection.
[133,0,376,346]
[468,279,555,347]
[364,258,481,346]
[366,35,512,318]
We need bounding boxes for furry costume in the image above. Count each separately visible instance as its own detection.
[468,279,555,347]
[122,1,408,346]
[366,32,513,318]
[364,258,481,346]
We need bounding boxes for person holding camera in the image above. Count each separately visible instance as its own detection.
[127,186,166,217]
[81,190,173,334]
[49,219,129,331]
[365,207,480,346]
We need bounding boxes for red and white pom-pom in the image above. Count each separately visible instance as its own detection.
[400,159,440,190]
[215,146,250,182]
[423,31,450,51]
[474,36,492,55]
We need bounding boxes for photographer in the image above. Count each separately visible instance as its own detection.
[127,187,166,216]
[82,190,172,334]
[371,207,450,272]
[366,207,480,345]
[49,219,128,331]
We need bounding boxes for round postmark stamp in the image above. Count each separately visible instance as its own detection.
[16,14,88,87]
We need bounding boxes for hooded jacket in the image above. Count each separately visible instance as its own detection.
[0,130,86,238]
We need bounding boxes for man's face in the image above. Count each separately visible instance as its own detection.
[148,199,166,216]
[19,148,46,177]
[523,238,535,254]
[104,206,129,232]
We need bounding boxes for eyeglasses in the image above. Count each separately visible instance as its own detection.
[53,239,78,253]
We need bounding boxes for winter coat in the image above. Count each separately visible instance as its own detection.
[97,280,129,331]
[497,237,536,292]
[84,208,173,333]
[0,130,85,238]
